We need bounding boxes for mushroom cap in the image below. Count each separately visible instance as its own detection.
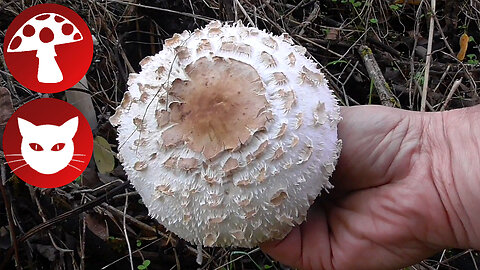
[7,13,83,53]
[111,21,342,248]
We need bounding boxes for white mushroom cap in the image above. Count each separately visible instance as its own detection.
[111,21,342,248]
[7,13,83,53]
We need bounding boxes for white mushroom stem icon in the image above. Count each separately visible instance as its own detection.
[7,13,83,83]
[36,44,63,83]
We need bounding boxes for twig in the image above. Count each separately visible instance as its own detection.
[440,78,463,111]
[296,1,320,36]
[358,45,396,107]
[0,180,131,269]
[233,0,255,26]
[421,0,436,112]
[122,190,134,270]
[107,0,214,22]
[213,248,261,270]
[101,238,163,269]
[0,163,21,270]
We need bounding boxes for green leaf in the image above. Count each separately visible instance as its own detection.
[469,36,476,43]
[93,136,115,174]
[264,265,273,269]
[389,4,401,11]
[370,18,378,24]
[143,260,151,267]
[326,60,348,66]
[467,54,477,60]
[136,240,142,247]
[353,1,362,7]
[137,265,145,270]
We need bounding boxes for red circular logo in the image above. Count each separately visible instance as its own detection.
[3,98,93,188]
[4,4,93,93]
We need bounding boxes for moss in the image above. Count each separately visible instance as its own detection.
[361,47,373,57]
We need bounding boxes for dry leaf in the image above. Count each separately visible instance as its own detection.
[457,33,469,61]
[93,136,115,174]
[66,76,98,130]
[85,213,109,241]
[325,28,339,40]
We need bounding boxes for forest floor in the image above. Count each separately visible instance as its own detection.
[1,0,480,269]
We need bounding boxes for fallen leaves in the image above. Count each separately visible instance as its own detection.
[93,136,115,174]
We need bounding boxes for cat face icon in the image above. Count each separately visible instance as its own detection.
[3,98,93,188]
[18,117,78,174]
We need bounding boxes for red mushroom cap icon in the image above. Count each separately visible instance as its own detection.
[7,13,83,83]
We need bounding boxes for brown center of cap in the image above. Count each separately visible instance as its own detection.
[161,56,270,159]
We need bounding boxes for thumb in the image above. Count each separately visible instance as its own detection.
[332,105,421,191]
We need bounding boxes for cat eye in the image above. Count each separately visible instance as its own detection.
[51,143,65,151]
[29,143,43,151]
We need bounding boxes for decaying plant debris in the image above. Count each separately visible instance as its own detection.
[1,0,479,269]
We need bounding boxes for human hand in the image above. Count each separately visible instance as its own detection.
[260,105,480,270]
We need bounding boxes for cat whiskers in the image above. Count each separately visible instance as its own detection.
[67,164,82,171]
[11,163,29,173]
[4,159,25,165]
[71,159,85,163]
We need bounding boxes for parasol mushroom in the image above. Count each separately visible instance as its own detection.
[7,13,83,83]
[110,21,342,249]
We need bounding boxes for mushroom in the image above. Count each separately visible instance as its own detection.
[110,21,342,248]
[7,13,83,83]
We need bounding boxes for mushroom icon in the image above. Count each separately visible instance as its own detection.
[7,13,83,83]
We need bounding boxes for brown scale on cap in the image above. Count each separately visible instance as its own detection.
[223,157,239,175]
[272,72,288,85]
[139,92,149,103]
[208,28,222,37]
[301,66,325,86]
[237,44,253,56]
[220,41,237,52]
[262,36,278,50]
[134,161,148,171]
[277,89,296,113]
[161,56,270,159]
[178,157,199,172]
[271,146,285,161]
[174,46,190,62]
[165,33,182,47]
[155,110,170,128]
[260,51,276,68]
[295,113,303,129]
[155,184,174,196]
[197,39,212,53]
[139,56,154,67]
[270,190,288,206]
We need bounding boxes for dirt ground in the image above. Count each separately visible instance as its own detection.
[0,0,479,269]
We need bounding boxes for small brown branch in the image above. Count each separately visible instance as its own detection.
[296,2,321,36]
[219,0,235,21]
[440,78,463,111]
[422,0,436,112]
[0,163,21,270]
[358,45,396,107]
[1,180,131,269]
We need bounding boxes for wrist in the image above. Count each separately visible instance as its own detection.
[427,106,480,249]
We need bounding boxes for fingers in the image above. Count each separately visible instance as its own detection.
[260,227,302,269]
[260,202,333,270]
[332,105,420,192]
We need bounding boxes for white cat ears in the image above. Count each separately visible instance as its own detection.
[18,117,79,139]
